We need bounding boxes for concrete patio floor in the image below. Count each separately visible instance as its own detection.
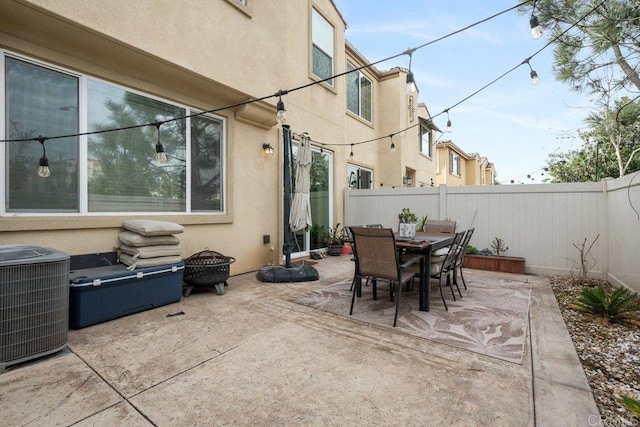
[1,255,599,426]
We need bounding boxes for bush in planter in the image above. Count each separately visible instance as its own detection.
[490,237,509,257]
[463,238,525,274]
[465,245,479,255]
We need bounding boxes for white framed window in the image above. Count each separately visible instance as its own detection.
[312,8,334,85]
[419,124,432,157]
[3,53,225,215]
[347,164,373,189]
[449,152,460,176]
[346,62,372,122]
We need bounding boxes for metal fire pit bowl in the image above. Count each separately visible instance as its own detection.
[183,248,235,296]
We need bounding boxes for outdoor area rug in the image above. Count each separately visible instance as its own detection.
[292,271,532,364]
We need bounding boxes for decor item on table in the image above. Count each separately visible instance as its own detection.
[397,207,417,238]
[322,223,345,256]
[462,237,525,274]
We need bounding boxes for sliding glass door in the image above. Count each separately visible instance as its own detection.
[292,145,332,257]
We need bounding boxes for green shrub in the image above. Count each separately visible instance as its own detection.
[490,237,509,257]
[620,395,640,418]
[465,245,478,254]
[398,208,418,224]
[416,215,429,232]
[572,284,640,323]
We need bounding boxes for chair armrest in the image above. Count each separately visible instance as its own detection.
[400,256,422,270]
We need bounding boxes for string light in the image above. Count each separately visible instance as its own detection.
[390,134,396,152]
[350,144,354,157]
[153,122,167,164]
[405,48,417,94]
[37,136,50,178]
[530,0,543,39]
[276,89,288,125]
[523,57,540,85]
[1,0,605,182]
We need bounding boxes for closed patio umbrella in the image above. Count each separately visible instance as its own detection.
[289,134,313,232]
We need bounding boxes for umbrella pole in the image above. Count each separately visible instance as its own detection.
[282,124,294,268]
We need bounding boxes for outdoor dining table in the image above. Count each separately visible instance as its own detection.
[395,232,455,312]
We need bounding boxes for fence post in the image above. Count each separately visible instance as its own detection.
[439,184,447,220]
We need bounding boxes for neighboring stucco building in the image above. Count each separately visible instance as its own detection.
[434,141,495,186]
[0,0,493,274]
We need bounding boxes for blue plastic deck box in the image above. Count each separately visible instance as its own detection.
[69,262,184,329]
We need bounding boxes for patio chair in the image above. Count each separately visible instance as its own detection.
[349,227,420,327]
[425,220,456,234]
[430,231,465,310]
[453,228,475,290]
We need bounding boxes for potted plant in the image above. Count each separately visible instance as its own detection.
[416,214,429,232]
[322,223,345,256]
[463,237,525,274]
[398,208,418,238]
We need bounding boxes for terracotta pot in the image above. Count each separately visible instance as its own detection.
[462,254,525,274]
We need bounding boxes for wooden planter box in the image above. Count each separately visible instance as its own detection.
[463,254,525,274]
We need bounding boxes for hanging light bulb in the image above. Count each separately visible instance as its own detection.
[276,90,288,125]
[405,49,417,94]
[153,122,167,164]
[445,110,452,133]
[530,69,540,85]
[36,136,50,178]
[406,71,417,95]
[390,134,396,152]
[530,15,543,39]
[350,144,354,157]
[524,58,540,85]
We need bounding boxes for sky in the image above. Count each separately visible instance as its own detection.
[333,0,593,184]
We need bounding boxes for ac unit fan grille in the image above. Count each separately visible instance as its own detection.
[1,248,70,369]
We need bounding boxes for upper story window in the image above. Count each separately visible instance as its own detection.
[4,54,224,215]
[419,123,432,157]
[449,152,460,176]
[346,62,372,122]
[312,8,334,85]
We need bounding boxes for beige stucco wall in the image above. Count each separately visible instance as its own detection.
[0,0,492,275]
[0,0,295,274]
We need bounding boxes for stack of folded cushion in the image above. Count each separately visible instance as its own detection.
[117,219,184,270]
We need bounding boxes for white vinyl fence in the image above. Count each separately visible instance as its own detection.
[344,173,640,292]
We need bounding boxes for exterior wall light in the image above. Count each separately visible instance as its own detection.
[262,143,274,156]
